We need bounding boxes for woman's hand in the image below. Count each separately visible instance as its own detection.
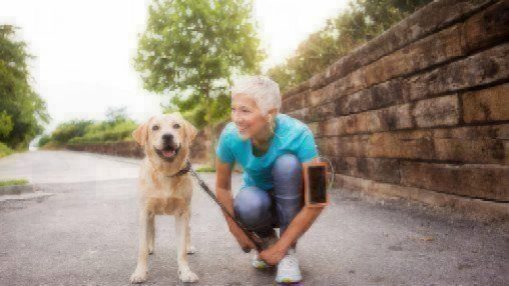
[229,224,256,252]
[258,244,287,265]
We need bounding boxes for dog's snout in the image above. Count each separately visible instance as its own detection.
[162,133,174,142]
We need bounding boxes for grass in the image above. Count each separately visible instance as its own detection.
[0,142,13,158]
[0,179,29,187]
[195,165,216,173]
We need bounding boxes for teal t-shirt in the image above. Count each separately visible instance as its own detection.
[215,113,319,191]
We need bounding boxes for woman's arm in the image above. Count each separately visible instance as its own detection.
[215,158,256,251]
[258,156,324,264]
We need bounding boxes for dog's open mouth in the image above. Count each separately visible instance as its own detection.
[155,144,180,161]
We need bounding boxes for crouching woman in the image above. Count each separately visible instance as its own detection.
[214,76,324,283]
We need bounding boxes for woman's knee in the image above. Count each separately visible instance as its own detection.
[271,153,302,179]
[233,186,272,227]
[271,153,303,197]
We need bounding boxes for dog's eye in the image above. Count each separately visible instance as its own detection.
[151,125,160,131]
[173,123,180,129]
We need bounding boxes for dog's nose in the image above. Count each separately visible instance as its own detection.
[162,133,174,142]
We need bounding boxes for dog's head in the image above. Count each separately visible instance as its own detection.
[132,112,198,162]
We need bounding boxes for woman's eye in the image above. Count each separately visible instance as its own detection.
[173,123,181,129]
[152,125,159,131]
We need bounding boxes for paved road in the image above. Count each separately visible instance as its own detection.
[0,151,507,285]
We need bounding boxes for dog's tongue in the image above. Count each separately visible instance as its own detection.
[162,150,175,157]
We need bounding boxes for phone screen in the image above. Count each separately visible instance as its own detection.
[308,165,327,204]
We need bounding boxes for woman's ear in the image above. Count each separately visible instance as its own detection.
[267,109,278,126]
[132,121,149,146]
[267,108,278,120]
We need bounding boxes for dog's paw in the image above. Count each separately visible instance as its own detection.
[179,269,199,283]
[130,269,147,284]
[148,247,154,255]
[186,245,197,254]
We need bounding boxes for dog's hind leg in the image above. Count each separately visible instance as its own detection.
[130,210,151,284]
[147,214,155,254]
[175,211,199,283]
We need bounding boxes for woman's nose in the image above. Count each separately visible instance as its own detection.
[231,112,243,124]
[233,118,244,125]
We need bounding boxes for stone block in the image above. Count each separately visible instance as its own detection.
[400,161,509,201]
[308,101,336,122]
[336,78,407,115]
[433,138,506,164]
[281,91,306,113]
[463,1,509,53]
[331,156,401,184]
[286,107,309,123]
[407,43,509,101]
[462,83,509,123]
[412,94,460,127]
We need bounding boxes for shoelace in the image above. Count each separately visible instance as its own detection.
[279,254,298,269]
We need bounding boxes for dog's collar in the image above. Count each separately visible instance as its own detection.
[166,159,192,178]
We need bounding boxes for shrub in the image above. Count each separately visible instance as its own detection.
[51,120,93,144]
[0,142,13,158]
[68,120,137,144]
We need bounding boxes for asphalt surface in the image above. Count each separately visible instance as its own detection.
[0,151,507,285]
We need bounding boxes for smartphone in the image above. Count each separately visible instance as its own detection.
[302,161,329,207]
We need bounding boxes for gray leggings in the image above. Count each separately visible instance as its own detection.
[233,153,303,237]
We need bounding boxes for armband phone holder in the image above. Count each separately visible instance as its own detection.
[302,161,329,207]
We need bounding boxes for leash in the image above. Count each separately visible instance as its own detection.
[185,159,265,252]
[183,156,335,252]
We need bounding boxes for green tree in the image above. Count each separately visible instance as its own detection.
[268,0,431,91]
[0,25,49,149]
[105,106,129,125]
[134,0,264,129]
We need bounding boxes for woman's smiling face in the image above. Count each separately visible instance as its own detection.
[231,93,268,140]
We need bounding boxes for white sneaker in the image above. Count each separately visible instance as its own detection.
[252,253,270,269]
[251,234,278,269]
[276,249,302,283]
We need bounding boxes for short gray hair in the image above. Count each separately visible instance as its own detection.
[231,75,281,115]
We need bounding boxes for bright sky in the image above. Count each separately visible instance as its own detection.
[0,0,348,133]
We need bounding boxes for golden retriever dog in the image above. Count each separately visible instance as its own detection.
[129,113,199,283]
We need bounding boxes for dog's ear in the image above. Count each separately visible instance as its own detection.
[132,121,149,146]
[172,112,198,142]
[183,119,198,143]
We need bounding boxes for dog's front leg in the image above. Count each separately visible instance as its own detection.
[147,214,155,254]
[130,209,151,284]
[175,211,198,282]
[185,223,197,254]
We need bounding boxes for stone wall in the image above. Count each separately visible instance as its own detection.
[281,0,508,215]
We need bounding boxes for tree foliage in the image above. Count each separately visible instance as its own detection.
[134,0,264,129]
[0,25,49,149]
[268,0,432,91]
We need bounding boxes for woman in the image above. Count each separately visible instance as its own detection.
[215,76,324,283]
